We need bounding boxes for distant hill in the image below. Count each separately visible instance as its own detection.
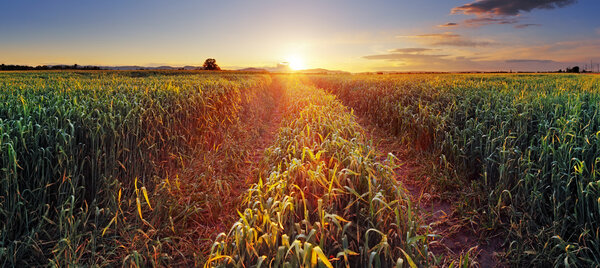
[182,66,203,70]
[102,66,348,73]
[236,67,268,72]
[262,64,349,74]
[103,65,204,70]
[237,66,350,74]
[1,63,350,73]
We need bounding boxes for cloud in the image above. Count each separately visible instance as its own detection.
[400,32,495,47]
[493,39,600,62]
[413,33,461,38]
[363,47,453,63]
[438,22,458,27]
[458,17,543,28]
[505,59,556,63]
[364,37,599,72]
[388,48,437,53]
[366,52,571,72]
[463,17,519,27]
[449,0,576,28]
[435,39,493,47]
[363,53,449,61]
[461,18,544,28]
[451,0,577,16]
[364,50,495,72]
[514,23,541,29]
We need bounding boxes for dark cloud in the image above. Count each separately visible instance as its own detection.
[388,48,437,53]
[459,17,544,28]
[402,33,495,47]
[505,59,556,63]
[463,17,519,27]
[452,0,577,16]
[438,22,458,27]
[514,23,541,28]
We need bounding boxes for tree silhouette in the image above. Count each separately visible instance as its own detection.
[203,58,221,70]
[0,63,100,70]
[566,66,580,73]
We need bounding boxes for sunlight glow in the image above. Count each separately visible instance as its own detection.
[286,56,306,71]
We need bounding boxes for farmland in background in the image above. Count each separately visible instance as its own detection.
[1,71,599,267]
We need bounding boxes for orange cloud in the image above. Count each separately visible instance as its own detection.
[388,48,438,53]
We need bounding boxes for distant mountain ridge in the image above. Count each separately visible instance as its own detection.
[1,63,350,73]
[238,66,349,74]
[104,65,350,73]
[236,67,269,72]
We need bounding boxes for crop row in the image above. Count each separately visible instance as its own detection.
[0,72,271,266]
[207,76,431,267]
[310,74,600,266]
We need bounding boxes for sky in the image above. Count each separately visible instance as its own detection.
[1,0,599,72]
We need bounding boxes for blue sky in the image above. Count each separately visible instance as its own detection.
[1,0,599,71]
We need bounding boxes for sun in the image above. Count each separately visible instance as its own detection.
[286,56,306,71]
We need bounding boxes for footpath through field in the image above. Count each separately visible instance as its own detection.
[206,75,433,267]
[166,77,285,265]
[301,75,505,266]
[355,105,504,267]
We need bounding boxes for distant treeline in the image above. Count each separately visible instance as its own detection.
[559,66,580,73]
[0,64,102,71]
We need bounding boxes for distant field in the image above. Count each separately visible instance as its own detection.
[1,71,599,267]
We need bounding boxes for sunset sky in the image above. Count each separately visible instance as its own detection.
[1,0,599,72]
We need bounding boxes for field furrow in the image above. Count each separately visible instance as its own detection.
[207,76,431,267]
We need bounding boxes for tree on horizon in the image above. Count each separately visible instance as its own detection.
[203,58,221,70]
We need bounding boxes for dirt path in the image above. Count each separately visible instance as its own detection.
[233,82,284,198]
[163,78,285,266]
[200,78,284,247]
[357,116,504,267]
